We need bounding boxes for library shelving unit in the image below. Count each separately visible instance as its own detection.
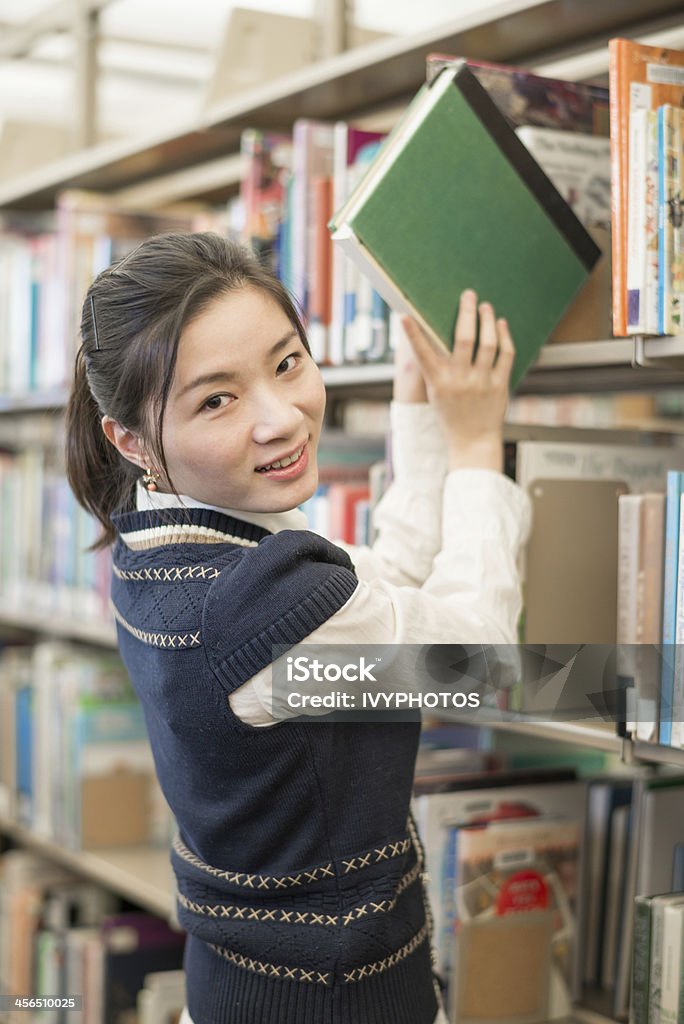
[1,0,684,1016]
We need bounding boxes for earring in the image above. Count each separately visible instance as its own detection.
[142,467,161,492]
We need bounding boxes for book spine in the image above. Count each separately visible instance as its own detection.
[632,895,653,1024]
[659,904,684,1024]
[609,38,628,337]
[650,903,668,1024]
[658,106,681,335]
[659,472,684,745]
[617,494,641,732]
[644,110,660,336]
[671,491,684,749]
[627,109,648,333]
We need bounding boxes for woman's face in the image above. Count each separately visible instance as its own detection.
[159,285,326,513]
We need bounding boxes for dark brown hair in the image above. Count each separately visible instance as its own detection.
[65,232,310,548]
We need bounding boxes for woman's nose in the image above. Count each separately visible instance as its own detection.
[251,389,304,444]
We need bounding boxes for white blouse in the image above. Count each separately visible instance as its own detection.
[136,402,532,726]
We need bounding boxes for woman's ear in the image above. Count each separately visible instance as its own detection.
[101,416,147,470]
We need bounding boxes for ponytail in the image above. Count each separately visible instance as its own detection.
[65,347,137,550]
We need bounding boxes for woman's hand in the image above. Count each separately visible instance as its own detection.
[401,289,514,473]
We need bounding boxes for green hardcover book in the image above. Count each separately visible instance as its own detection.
[633,895,655,1024]
[329,61,602,392]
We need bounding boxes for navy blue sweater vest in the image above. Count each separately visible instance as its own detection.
[110,506,438,1024]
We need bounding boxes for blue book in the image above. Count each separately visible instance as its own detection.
[659,471,684,745]
[15,684,33,825]
[440,824,461,992]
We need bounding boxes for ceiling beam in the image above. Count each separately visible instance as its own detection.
[0,0,114,61]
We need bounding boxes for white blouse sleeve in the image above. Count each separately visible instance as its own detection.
[229,469,532,727]
[334,401,448,587]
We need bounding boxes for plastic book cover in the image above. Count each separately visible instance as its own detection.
[426,54,609,136]
[449,817,580,1024]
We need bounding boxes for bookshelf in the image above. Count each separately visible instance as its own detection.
[0,815,174,922]
[1,3,684,1021]
[0,0,681,210]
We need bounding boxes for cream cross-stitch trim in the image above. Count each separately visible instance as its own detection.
[341,837,411,873]
[173,834,335,890]
[111,605,201,649]
[176,861,421,928]
[343,923,429,983]
[173,833,413,890]
[208,920,429,987]
[208,943,331,986]
[113,564,220,582]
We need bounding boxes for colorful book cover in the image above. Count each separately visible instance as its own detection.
[644,110,661,335]
[291,120,334,317]
[329,125,386,366]
[449,817,580,1024]
[426,55,609,135]
[658,105,683,335]
[627,108,649,332]
[608,39,684,337]
[239,129,292,277]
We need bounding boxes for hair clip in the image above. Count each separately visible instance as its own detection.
[90,295,101,351]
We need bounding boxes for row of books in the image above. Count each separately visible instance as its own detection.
[2,47,679,405]
[584,774,684,1019]
[0,641,174,851]
[610,38,684,338]
[299,434,388,544]
[414,754,684,1024]
[0,847,184,1024]
[242,58,616,376]
[502,439,684,748]
[626,103,684,337]
[616,471,684,749]
[414,768,584,1024]
[0,196,196,396]
[0,447,111,625]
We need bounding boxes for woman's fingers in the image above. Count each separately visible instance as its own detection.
[452,289,478,369]
[474,301,498,370]
[400,316,443,381]
[492,317,516,387]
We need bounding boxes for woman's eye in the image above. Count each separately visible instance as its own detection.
[201,394,233,412]
[276,352,301,374]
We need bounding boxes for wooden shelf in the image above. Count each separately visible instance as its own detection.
[630,738,684,769]
[0,602,116,647]
[0,0,680,209]
[439,711,625,754]
[0,816,174,921]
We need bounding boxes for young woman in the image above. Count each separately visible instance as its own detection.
[66,232,531,1024]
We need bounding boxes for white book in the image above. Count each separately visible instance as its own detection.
[626,109,649,334]
[644,110,660,336]
[617,493,642,730]
[659,902,684,1024]
[515,126,611,230]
